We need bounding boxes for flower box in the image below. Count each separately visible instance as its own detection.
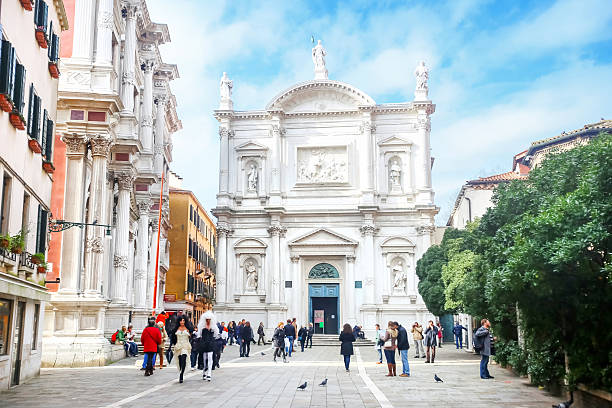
[48,62,60,79]
[28,139,42,154]
[35,28,48,49]
[42,161,55,174]
[37,265,47,274]
[0,238,10,249]
[0,94,13,112]
[20,0,34,10]
[11,246,23,255]
[9,112,26,130]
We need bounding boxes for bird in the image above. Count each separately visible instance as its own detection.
[260,352,266,356]
[552,392,573,408]
[297,381,307,390]
[434,374,443,383]
[319,378,328,386]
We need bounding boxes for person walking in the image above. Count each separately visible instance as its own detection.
[411,322,425,358]
[241,321,254,357]
[157,321,168,368]
[436,321,444,348]
[424,320,438,363]
[374,324,385,364]
[227,321,236,346]
[197,310,218,382]
[339,323,356,372]
[298,325,307,352]
[272,322,287,363]
[235,320,244,348]
[170,315,191,383]
[284,319,296,357]
[395,321,410,377]
[141,317,162,376]
[453,321,468,349]
[475,319,495,379]
[213,321,224,369]
[381,321,398,376]
[257,322,266,345]
[306,323,314,348]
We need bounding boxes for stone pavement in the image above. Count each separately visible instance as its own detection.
[0,342,560,407]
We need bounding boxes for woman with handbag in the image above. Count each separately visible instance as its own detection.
[424,320,438,363]
[381,321,398,377]
[272,322,287,363]
[339,323,356,372]
[170,315,192,383]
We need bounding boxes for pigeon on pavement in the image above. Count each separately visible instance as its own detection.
[297,381,307,390]
[434,374,443,383]
[319,378,328,386]
[260,352,266,356]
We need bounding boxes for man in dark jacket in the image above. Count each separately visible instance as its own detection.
[240,321,254,357]
[395,322,410,377]
[453,322,468,349]
[306,323,314,348]
[284,319,296,357]
[475,319,495,379]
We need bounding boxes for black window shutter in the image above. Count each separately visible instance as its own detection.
[32,95,41,140]
[27,84,35,136]
[45,119,54,159]
[0,40,15,96]
[13,63,26,113]
[47,20,53,44]
[52,34,60,61]
[34,0,40,25]
[47,25,53,60]
[41,110,48,153]
[37,1,48,31]
[188,238,192,256]
[36,206,48,254]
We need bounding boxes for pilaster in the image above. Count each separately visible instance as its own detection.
[111,172,134,304]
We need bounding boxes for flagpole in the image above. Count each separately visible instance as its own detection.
[152,171,164,311]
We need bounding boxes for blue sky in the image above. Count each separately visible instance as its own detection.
[147,0,612,223]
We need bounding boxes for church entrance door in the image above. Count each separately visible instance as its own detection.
[309,284,339,334]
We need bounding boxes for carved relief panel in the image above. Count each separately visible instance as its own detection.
[296,146,348,184]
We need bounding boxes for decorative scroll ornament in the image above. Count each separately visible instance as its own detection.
[90,134,113,157]
[267,224,286,237]
[359,120,376,134]
[113,255,128,269]
[218,128,235,139]
[137,200,151,215]
[116,172,135,190]
[217,226,232,237]
[308,263,339,279]
[290,256,300,263]
[121,4,138,19]
[271,124,286,136]
[97,11,113,30]
[416,117,431,132]
[140,59,156,73]
[417,225,435,234]
[346,255,356,263]
[86,237,104,253]
[141,115,153,127]
[62,133,88,154]
[360,224,379,236]
[122,72,135,86]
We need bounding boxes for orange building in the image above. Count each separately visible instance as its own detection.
[165,188,216,323]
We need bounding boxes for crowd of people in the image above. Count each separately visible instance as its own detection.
[112,312,495,382]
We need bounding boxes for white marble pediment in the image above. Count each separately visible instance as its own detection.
[288,228,358,247]
[378,135,412,147]
[235,141,269,152]
[234,238,267,255]
[266,80,375,113]
[380,236,416,254]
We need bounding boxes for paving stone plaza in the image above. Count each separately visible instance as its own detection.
[1,344,559,407]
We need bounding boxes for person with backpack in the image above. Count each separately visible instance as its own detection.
[474,318,495,379]
[411,322,425,358]
[395,321,410,377]
[272,322,287,363]
[453,322,468,349]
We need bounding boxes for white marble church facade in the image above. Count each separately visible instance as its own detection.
[213,44,437,337]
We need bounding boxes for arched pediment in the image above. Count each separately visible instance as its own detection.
[234,238,267,255]
[380,236,416,254]
[266,80,375,113]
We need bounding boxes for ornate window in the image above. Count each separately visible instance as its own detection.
[308,263,339,279]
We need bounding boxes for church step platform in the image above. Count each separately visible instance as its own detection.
[310,334,375,347]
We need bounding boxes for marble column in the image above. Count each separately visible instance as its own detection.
[94,0,113,65]
[120,4,138,113]
[111,172,134,303]
[346,255,356,323]
[359,116,375,202]
[140,59,155,153]
[134,200,151,309]
[290,256,300,321]
[360,224,378,305]
[215,226,230,304]
[267,224,285,304]
[146,220,158,309]
[72,0,95,60]
[83,134,113,296]
[269,123,284,206]
[154,97,166,175]
[415,115,432,204]
[58,133,88,294]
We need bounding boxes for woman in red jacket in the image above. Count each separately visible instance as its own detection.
[141,317,162,376]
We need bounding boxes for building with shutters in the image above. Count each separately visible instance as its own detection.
[41,0,181,367]
[166,175,216,323]
[0,0,68,389]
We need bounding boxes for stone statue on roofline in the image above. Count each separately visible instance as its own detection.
[312,40,328,80]
[414,61,429,101]
[219,72,233,110]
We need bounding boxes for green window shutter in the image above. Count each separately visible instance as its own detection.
[13,63,26,113]
[36,206,48,254]
[32,95,41,140]
[45,119,54,159]
[27,84,35,136]
[41,109,48,152]
[0,40,15,97]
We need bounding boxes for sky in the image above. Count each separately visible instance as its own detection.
[147,0,612,224]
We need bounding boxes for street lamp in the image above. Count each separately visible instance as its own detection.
[48,219,113,236]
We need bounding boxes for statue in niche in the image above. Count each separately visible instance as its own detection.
[245,260,258,291]
[392,260,407,294]
[247,164,258,192]
[220,72,233,100]
[389,160,402,188]
[414,61,429,91]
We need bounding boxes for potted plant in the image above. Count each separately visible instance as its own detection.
[37,261,48,274]
[28,137,42,154]
[0,93,13,112]
[0,234,11,249]
[19,0,33,11]
[48,61,60,79]
[35,27,48,48]
[9,111,26,130]
[10,229,26,254]
[31,253,45,265]
[42,160,55,174]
